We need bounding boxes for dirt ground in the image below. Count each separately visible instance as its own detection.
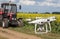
[0,27,41,39]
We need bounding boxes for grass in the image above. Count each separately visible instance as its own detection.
[9,24,35,34]
[9,24,60,39]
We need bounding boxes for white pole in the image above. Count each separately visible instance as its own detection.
[9,0,11,13]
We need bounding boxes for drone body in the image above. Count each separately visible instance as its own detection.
[28,16,56,34]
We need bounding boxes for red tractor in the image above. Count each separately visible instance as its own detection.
[0,2,24,28]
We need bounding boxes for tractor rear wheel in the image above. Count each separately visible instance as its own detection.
[2,18,8,28]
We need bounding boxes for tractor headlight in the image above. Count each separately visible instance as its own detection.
[12,18,16,20]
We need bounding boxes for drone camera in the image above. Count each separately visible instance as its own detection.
[47,19,50,21]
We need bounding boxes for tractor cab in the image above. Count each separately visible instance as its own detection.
[1,3,17,18]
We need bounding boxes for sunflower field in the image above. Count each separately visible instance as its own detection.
[17,13,60,23]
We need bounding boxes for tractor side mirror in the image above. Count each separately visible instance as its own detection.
[19,5,21,9]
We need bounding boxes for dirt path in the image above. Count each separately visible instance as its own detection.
[0,27,41,39]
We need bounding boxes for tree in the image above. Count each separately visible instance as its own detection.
[52,12,60,14]
[45,12,50,14]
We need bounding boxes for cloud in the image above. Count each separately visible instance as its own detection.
[46,0,53,2]
[0,0,16,3]
[18,0,36,5]
[10,0,15,2]
[17,0,60,7]
[37,0,60,7]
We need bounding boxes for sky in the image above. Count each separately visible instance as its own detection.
[0,0,60,13]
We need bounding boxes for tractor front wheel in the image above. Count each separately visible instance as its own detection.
[0,15,2,26]
[2,18,8,28]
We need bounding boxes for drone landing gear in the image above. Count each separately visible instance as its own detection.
[35,22,51,34]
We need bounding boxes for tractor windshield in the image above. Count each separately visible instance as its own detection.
[11,6,17,13]
[1,3,17,13]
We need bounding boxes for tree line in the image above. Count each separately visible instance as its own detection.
[18,12,60,14]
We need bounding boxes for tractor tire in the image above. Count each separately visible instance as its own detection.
[18,19,24,27]
[2,18,8,28]
[0,15,2,26]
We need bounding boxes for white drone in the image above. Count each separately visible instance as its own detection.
[28,16,56,34]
